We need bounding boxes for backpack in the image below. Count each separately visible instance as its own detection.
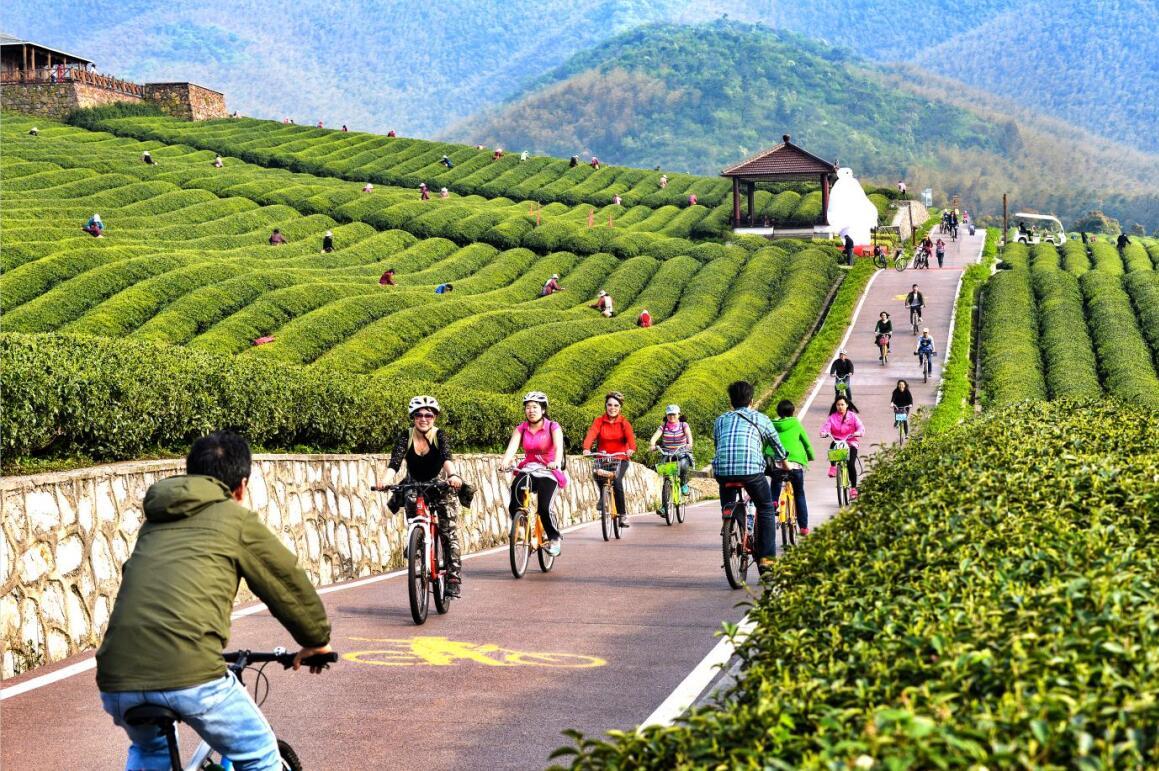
[518,420,567,471]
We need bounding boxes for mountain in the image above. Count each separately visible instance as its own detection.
[4,0,1155,153]
[443,21,1159,227]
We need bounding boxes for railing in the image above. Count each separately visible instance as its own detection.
[0,66,144,97]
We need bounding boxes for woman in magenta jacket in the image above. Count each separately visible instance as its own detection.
[820,396,865,498]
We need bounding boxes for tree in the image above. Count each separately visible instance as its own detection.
[1129,223,1146,236]
[1071,210,1121,235]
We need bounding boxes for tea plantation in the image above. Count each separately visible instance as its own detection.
[555,401,1159,768]
[1,112,845,464]
[980,239,1159,408]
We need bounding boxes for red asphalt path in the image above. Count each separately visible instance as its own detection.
[2,501,754,770]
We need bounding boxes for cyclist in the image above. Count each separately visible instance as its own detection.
[582,390,636,529]
[905,284,925,330]
[873,311,893,360]
[829,349,855,402]
[648,404,693,496]
[916,328,936,375]
[499,392,566,556]
[381,396,465,597]
[771,399,813,535]
[96,431,332,771]
[890,379,914,440]
[821,396,865,498]
[712,381,787,570]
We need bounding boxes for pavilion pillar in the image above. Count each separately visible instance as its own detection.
[746,182,756,226]
[820,173,831,225]
[731,177,741,227]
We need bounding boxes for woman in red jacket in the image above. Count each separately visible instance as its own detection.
[582,391,637,528]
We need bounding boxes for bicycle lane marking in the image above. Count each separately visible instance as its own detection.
[342,636,606,668]
[0,515,611,701]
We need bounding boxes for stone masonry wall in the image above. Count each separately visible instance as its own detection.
[143,83,227,121]
[1,454,662,678]
[0,82,147,120]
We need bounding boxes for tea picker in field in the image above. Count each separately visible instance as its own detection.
[440,155,454,169]
[439,187,449,199]
[83,213,104,237]
[379,268,396,286]
[420,183,430,201]
[590,156,601,170]
[569,155,579,168]
[269,228,286,245]
[659,174,668,189]
[435,283,454,294]
[541,274,563,296]
[141,150,155,165]
[321,230,335,253]
[637,309,652,328]
[519,150,529,162]
[28,126,38,136]
[213,155,223,168]
[592,289,613,317]
[362,182,374,193]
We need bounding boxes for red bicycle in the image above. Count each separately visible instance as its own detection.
[371,479,452,624]
[721,482,756,589]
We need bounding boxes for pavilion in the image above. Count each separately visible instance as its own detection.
[720,134,838,228]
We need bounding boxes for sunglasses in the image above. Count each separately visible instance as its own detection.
[413,411,436,419]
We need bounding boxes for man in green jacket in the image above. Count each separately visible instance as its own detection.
[771,400,814,535]
[97,431,332,771]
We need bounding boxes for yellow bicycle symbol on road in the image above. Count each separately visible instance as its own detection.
[344,636,606,668]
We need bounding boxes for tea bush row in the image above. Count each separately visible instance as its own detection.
[1079,270,1159,406]
[1029,245,1102,399]
[979,249,1047,405]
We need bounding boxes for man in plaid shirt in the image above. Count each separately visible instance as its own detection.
[713,381,788,569]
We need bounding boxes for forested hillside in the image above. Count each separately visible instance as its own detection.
[448,22,1159,229]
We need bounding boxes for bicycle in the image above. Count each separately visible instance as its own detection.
[916,347,936,383]
[913,247,930,270]
[654,447,689,526]
[505,466,557,578]
[122,647,338,771]
[592,451,630,541]
[823,438,853,507]
[773,467,799,549]
[876,333,891,365]
[893,405,910,445]
[908,306,923,335]
[833,373,852,403]
[370,479,453,625]
[720,482,757,589]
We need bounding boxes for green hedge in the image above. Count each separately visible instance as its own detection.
[1030,245,1102,400]
[1079,271,1159,405]
[1124,271,1159,367]
[980,251,1047,405]
[554,401,1159,769]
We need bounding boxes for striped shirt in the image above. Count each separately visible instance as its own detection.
[712,408,786,477]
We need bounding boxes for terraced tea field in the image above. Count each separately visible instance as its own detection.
[1,113,844,461]
[980,238,1159,407]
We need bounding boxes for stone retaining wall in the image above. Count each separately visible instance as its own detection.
[0,82,145,119]
[892,200,931,241]
[1,454,663,678]
[143,83,227,121]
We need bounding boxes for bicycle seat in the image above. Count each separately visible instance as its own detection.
[124,704,182,727]
[724,482,747,489]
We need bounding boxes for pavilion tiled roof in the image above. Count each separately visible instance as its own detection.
[0,32,93,64]
[721,134,836,178]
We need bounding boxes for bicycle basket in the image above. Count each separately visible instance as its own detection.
[655,461,679,476]
[827,447,849,462]
[593,458,619,478]
[894,412,908,422]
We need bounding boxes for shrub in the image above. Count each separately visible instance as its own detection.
[980,260,1047,405]
[1079,270,1159,405]
[1030,247,1102,400]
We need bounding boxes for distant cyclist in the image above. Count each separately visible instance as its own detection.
[648,404,693,496]
[381,396,465,597]
[712,381,787,570]
[874,311,893,360]
[905,284,925,329]
[821,396,865,498]
[771,400,813,535]
[829,349,855,402]
[583,391,636,529]
[916,327,936,373]
[499,392,566,556]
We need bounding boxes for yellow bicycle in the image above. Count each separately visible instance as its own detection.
[507,470,556,578]
[774,467,799,548]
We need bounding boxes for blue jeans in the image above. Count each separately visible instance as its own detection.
[717,473,777,567]
[101,672,280,771]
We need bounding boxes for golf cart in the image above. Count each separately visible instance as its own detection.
[1008,212,1066,246]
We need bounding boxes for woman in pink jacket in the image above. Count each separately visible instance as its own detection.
[820,396,865,498]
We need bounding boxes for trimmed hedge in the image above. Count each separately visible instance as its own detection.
[1124,271,1159,368]
[980,247,1047,405]
[554,401,1159,769]
[1079,271,1159,405]
[1030,245,1102,400]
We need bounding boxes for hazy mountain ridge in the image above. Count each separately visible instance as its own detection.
[446,21,1159,227]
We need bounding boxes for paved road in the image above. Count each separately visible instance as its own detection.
[798,228,986,529]
[1,499,754,771]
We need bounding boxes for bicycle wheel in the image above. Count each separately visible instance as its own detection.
[599,484,611,542]
[893,255,907,271]
[722,508,747,589]
[535,517,554,570]
[407,528,429,625]
[676,490,687,523]
[509,511,530,578]
[873,253,886,270]
[610,486,622,539]
[661,478,674,525]
[433,530,450,615]
[782,495,797,547]
[922,355,929,383]
[277,739,303,771]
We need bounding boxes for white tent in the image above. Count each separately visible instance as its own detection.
[825,167,878,245]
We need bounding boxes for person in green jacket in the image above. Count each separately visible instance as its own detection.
[96,431,332,771]
[771,399,814,534]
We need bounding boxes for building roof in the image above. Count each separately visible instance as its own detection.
[721,134,836,178]
[0,32,93,64]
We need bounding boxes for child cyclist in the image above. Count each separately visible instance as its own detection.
[648,404,694,496]
[771,400,814,534]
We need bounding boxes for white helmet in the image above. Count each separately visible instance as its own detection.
[666,404,680,415]
[522,391,548,408]
[407,395,440,416]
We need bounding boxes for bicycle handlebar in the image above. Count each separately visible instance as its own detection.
[223,649,339,670]
[370,480,450,493]
[590,451,631,459]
